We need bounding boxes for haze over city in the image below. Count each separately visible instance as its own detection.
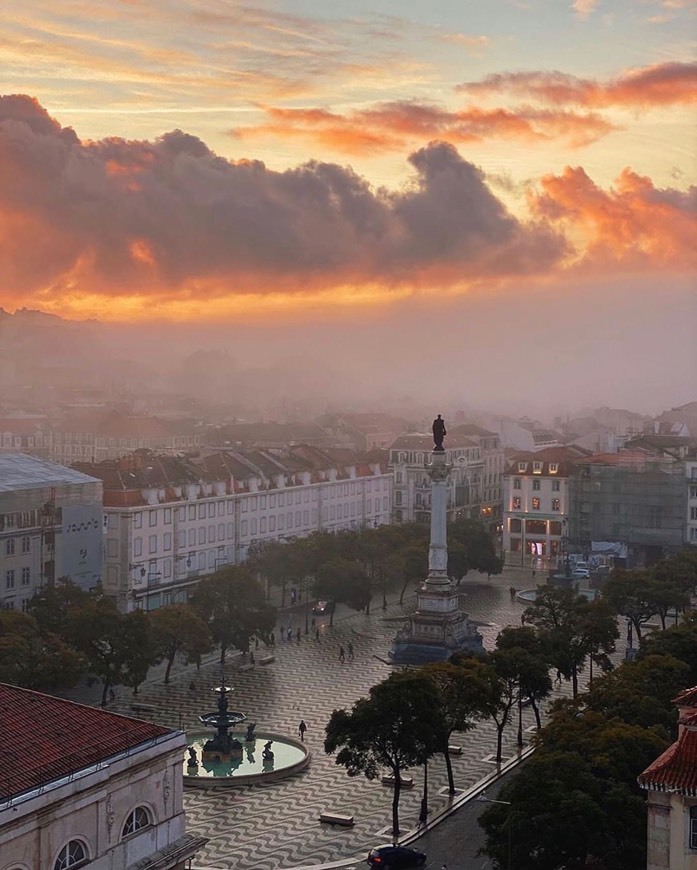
[0,0,695,412]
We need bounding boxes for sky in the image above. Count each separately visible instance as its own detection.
[0,0,695,413]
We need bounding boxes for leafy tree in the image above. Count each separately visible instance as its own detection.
[422,661,489,794]
[315,557,372,620]
[643,575,691,630]
[119,609,160,696]
[448,518,503,581]
[65,597,133,705]
[325,671,444,836]
[398,543,427,604]
[523,587,617,697]
[245,539,300,608]
[0,611,85,690]
[455,656,513,765]
[29,578,96,637]
[480,750,649,870]
[151,604,214,683]
[637,614,697,685]
[496,627,553,734]
[652,550,697,598]
[191,565,276,662]
[602,569,658,641]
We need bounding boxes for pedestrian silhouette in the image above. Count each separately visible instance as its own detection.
[296,627,301,644]
[348,641,354,661]
[298,720,307,742]
[315,627,320,642]
[338,646,345,663]
[189,681,196,692]
[287,627,292,642]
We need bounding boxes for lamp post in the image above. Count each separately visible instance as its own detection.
[477,793,513,870]
[418,759,429,825]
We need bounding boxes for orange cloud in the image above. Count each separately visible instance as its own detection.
[528,167,697,269]
[458,62,697,108]
[233,101,617,155]
[0,95,693,321]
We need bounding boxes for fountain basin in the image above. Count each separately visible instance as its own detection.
[183,731,309,788]
[517,587,598,603]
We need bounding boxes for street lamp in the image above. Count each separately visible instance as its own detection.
[477,793,513,870]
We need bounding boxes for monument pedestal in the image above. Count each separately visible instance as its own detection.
[390,448,483,665]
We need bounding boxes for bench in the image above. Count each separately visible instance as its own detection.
[239,663,254,672]
[131,703,157,713]
[259,655,275,665]
[319,812,354,827]
[448,745,463,755]
[381,775,414,789]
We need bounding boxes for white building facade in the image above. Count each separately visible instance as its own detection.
[686,452,697,547]
[92,450,392,612]
[502,449,577,564]
[0,454,103,611]
[389,434,485,524]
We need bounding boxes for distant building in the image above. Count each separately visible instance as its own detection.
[316,413,409,451]
[449,424,505,533]
[502,447,586,563]
[50,410,202,465]
[205,421,331,451]
[0,417,52,458]
[687,450,697,548]
[0,454,103,611]
[0,683,206,870]
[638,685,697,870]
[388,432,486,524]
[568,449,686,565]
[77,445,391,612]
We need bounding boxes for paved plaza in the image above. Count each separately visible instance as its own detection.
[98,566,567,870]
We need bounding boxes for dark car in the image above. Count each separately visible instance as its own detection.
[367,844,427,868]
[311,599,333,615]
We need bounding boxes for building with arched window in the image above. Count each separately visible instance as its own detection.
[0,683,206,870]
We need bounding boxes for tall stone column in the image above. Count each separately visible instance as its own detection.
[426,450,450,587]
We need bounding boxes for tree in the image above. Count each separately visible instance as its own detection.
[29,578,96,637]
[422,661,489,794]
[0,611,85,690]
[325,671,444,836]
[523,587,617,697]
[455,656,513,765]
[637,614,697,685]
[315,557,372,621]
[151,604,214,684]
[65,597,134,706]
[191,566,276,662]
[119,609,160,696]
[448,519,502,581]
[496,626,553,734]
[602,569,658,642]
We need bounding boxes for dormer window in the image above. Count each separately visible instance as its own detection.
[518,462,527,472]
[549,463,559,474]
[533,462,543,474]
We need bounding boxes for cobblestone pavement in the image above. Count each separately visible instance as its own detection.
[99,567,578,870]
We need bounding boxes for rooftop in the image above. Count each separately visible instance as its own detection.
[0,453,101,493]
[0,683,172,801]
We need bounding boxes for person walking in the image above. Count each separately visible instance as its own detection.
[287,627,292,643]
[347,641,354,661]
[338,646,345,663]
[298,720,307,742]
[296,627,301,644]
[315,627,320,643]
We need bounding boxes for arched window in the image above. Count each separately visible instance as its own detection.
[122,806,151,838]
[53,840,88,870]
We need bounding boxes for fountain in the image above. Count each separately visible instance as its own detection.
[183,676,309,788]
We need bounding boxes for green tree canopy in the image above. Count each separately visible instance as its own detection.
[28,578,96,636]
[0,610,85,691]
[636,614,697,686]
[325,671,444,835]
[191,565,276,661]
[151,604,214,683]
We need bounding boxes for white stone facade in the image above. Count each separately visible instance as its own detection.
[686,456,697,547]
[104,471,392,612]
[0,732,195,870]
[502,453,571,563]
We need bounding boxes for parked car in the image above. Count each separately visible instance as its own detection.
[367,844,427,868]
[311,599,333,615]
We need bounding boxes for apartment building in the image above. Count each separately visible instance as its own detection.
[0,453,103,611]
[78,446,391,612]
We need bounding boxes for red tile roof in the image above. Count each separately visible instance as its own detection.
[674,686,697,709]
[0,684,172,800]
[638,722,697,796]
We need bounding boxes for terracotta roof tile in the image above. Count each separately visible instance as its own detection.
[674,686,697,709]
[0,683,172,800]
[638,722,697,796]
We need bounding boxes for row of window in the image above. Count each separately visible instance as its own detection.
[0,511,37,529]
[512,478,561,491]
[5,567,31,589]
[4,536,31,556]
[46,806,152,870]
[511,498,561,512]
